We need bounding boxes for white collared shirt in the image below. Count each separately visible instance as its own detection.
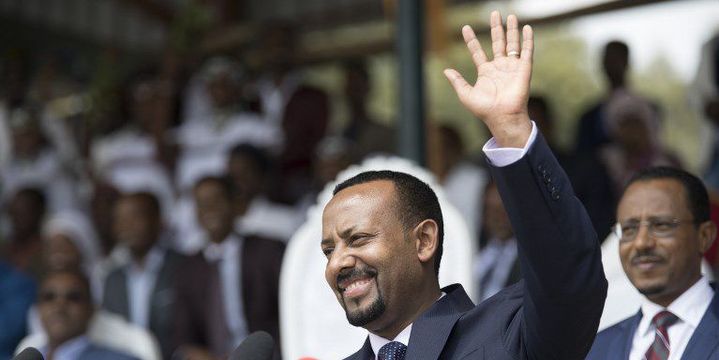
[203,234,248,351]
[125,246,165,328]
[369,325,412,360]
[628,276,714,360]
[42,335,91,360]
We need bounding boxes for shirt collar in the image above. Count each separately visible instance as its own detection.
[367,292,446,357]
[203,233,242,262]
[127,245,165,274]
[369,324,412,358]
[638,276,714,336]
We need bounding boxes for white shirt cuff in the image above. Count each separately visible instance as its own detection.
[482,122,538,167]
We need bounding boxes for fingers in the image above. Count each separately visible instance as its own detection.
[521,25,534,63]
[505,14,520,57]
[462,25,487,70]
[443,69,472,98]
[490,10,506,58]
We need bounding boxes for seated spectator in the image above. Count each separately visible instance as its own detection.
[1,106,79,212]
[175,57,281,192]
[473,181,520,301]
[42,211,103,300]
[34,269,139,360]
[103,192,185,359]
[1,187,47,279]
[0,260,36,359]
[173,176,284,359]
[228,143,300,242]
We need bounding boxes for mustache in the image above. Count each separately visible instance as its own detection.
[336,266,377,287]
[631,250,665,265]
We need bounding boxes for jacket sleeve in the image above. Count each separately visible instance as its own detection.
[488,131,608,360]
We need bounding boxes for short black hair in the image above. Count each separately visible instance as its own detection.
[623,166,710,223]
[118,191,161,218]
[333,170,444,275]
[229,143,271,176]
[194,174,236,198]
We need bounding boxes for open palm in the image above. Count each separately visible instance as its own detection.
[445,12,534,146]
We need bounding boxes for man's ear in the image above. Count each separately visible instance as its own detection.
[698,220,717,254]
[414,219,439,265]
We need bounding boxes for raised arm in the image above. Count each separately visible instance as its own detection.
[445,11,607,359]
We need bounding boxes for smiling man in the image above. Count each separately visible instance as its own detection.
[321,10,607,360]
[587,167,719,360]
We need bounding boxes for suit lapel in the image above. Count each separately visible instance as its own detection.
[349,338,374,360]
[404,284,475,359]
[612,312,641,360]
[681,291,719,360]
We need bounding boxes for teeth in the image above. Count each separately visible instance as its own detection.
[345,279,370,292]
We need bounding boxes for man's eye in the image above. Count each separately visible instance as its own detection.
[653,221,673,231]
[622,225,638,235]
[322,248,334,257]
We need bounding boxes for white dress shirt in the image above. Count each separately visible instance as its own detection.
[203,234,248,350]
[42,335,91,360]
[628,276,714,360]
[125,246,166,328]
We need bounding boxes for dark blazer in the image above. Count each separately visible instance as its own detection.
[586,291,719,360]
[102,248,185,360]
[79,343,140,360]
[346,132,608,359]
[173,235,284,357]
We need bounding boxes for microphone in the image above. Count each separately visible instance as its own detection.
[13,347,44,360]
[229,331,275,360]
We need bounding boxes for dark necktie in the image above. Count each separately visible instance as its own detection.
[644,310,679,360]
[378,341,407,360]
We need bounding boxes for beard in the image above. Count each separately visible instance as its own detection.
[337,266,386,327]
[344,289,386,327]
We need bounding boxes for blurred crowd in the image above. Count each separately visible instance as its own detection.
[1,16,718,360]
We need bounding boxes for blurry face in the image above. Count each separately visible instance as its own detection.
[227,155,263,202]
[8,191,44,238]
[207,74,236,109]
[322,181,422,332]
[194,181,234,243]
[112,197,160,256]
[45,234,83,270]
[618,179,714,306]
[616,115,652,153]
[38,273,93,347]
[11,127,43,158]
[483,184,513,241]
[131,81,161,130]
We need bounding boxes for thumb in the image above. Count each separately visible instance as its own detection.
[443,69,472,99]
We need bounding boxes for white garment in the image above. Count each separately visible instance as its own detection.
[41,335,90,360]
[441,162,488,239]
[203,234,248,350]
[235,197,301,242]
[474,237,518,301]
[628,277,713,360]
[125,247,166,328]
[91,127,157,176]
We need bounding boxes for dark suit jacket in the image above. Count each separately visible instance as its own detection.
[173,235,284,357]
[586,291,719,360]
[346,132,608,359]
[102,248,185,360]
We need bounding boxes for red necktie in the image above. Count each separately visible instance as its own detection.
[644,310,679,360]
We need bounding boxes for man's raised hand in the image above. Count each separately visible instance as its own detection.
[444,11,534,148]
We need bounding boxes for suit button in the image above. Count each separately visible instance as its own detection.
[551,192,560,201]
[543,176,552,185]
[537,164,544,172]
[550,185,557,193]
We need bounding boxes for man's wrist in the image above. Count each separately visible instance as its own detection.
[488,117,532,148]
